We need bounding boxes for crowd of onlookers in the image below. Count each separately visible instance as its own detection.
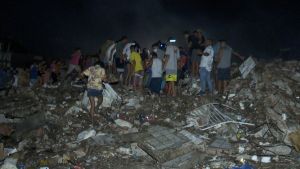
[0,29,246,122]
[0,29,245,97]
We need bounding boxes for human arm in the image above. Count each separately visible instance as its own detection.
[232,51,245,60]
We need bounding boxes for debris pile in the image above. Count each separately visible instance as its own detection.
[0,59,300,169]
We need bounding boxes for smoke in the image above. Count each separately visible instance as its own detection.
[1,0,299,59]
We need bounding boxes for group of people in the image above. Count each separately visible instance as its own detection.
[0,29,245,122]
[92,31,244,98]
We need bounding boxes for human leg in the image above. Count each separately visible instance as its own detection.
[199,68,207,95]
[206,70,213,94]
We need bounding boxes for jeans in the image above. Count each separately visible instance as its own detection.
[200,67,213,94]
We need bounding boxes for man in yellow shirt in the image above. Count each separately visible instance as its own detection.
[81,62,106,124]
[130,45,143,90]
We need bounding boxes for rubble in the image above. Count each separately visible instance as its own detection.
[0,59,299,168]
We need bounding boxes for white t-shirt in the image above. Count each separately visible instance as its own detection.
[122,43,135,60]
[151,58,163,78]
[106,43,116,64]
[200,45,214,71]
[165,45,180,74]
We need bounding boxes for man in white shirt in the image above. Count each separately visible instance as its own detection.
[199,39,214,96]
[165,38,180,96]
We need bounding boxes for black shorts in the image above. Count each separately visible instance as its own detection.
[217,68,230,81]
[115,58,124,69]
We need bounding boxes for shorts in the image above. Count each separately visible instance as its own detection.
[191,49,201,63]
[217,68,231,81]
[150,77,162,94]
[166,74,177,82]
[87,88,103,97]
[134,72,144,79]
[115,58,124,69]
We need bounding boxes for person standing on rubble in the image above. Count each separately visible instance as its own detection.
[130,45,144,91]
[123,42,135,87]
[149,52,163,94]
[215,40,244,94]
[81,62,107,124]
[29,62,38,87]
[115,36,128,83]
[65,48,82,79]
[198,39,214,96]
[189,30,206,78]
[105,41,116,74]
[165,37,180,97]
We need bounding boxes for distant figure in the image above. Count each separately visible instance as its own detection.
[198,39,214,96]
[115,36,128,82]
[215,40,244,94]
[50,60,58,84]
[81,62,106,124]
[130,45,144,90]
[65,48,82,79]
[105,42,116,74]
[189,30,205,78]
[123,42,135,86]
[165,38,180,97]
[29,62,38,87]
[149,52,163,94]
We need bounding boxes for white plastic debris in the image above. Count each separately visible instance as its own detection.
[4,148,17,156]
[102,83,122,107]
[77,129,96,142]
[228,93,236,98]
[239,56,256,79]
[116,147,132,155]
[239,102,245,110]
[125,98,140,109]
[282,113,287,121]
[238,145,245,154]
[251,155,258,162]
[0,158,17,169]
[261,156,271,163]
[114,119,133,128]
[65,106,83,116]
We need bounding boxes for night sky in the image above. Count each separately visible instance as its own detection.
[0,0,299,59]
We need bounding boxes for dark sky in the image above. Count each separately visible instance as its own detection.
[0,0,299,59]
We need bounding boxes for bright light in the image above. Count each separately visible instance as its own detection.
[169,39,176,43]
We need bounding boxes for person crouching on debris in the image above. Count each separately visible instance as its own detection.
[81,62,107,124]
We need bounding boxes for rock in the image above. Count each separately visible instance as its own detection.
[114,119,133,128]
[264,145,292,155]
[272,80,293,95]
[0,124,14,136]
[73,148,87,158]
